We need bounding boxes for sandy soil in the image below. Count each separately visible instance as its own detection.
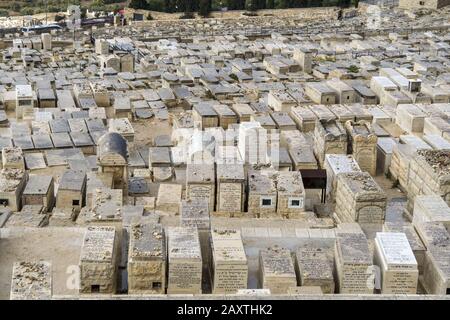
[0,227,86,299]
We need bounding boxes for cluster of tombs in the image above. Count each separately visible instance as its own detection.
[2,4,450,299]
[9,220,449,298]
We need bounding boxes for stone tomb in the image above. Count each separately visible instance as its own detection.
[376,137,397,175]
[259,246,297,294]
[4,205,48,227]
[186,163,215,212]
[167,227,202,294]
[407,150,450,213]
[335,172,387,224]
[374,232,419,294]
[211,228,248,294]
[290,106,318,132]
[415,222,450,295]
[324,154,361,204]
[193,103,219,130]
[2,146,25,170]
[413,195,450,231]
[22,174,54,210]
[128,223,166,294]
[390,137,431,191]
[276,171,306,219]
[423,244,450,295]
[247,170,277,218]
[334,231,373,294]
[179,198,211,291]
[295,243,335,294]
[79,226,118,294]
[156,183,182,214]
[55,169,86,212]
[344,120,378,176]
[313,119,347,167]
[181,198,210,230]
[212,104,238,129]
[10,261,52,300]
[0,168,27,212]
[383,222,426,274]
[149,147,172,168]
[395,104,426,134]
[216,163,245,214]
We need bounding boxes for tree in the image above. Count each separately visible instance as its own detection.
[277,0,292,9]
[225,0,245,10]
[199,0,211,17]
[266,0,275,9]
[246,0,258,11]
[10,2,21,12]
[256,0,266,9]
[164,0,174,12]
[338,0,351,8]
[129,0,149,10]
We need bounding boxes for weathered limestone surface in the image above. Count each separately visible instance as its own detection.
[335,172,387,224]
[383,222,426,274]
[10,261,52,300]
[416,222,450,295]
[324,154,361,203]
[260,246,297,294]
[313,119,347,167]
[0,168,27,212]
[180,198,210,230]
[407,150,450,213]
[413,195,450,231]
[374,232,418,294]
[167,227,202,294]
[216,163,245,214]
[128,223,166,294]
[248,170,277,218]
[345,120,378,176]
[211,229,248,294]
[295,243,335,293]
[79,226,118,294]
[335,231,373,294]
[2,146,25,170]
[186,163,215,212]
[156,184,182,214]
[276,171,306,218]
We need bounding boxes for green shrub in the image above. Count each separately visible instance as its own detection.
[347,65,359,73]
[54,14,66,22]
[179,12,195,19]
[10,2,21,12]
[20,7,35,15]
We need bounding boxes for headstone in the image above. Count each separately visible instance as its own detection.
[295,243,335,293]
[211,228,248,294]
[167,227,202,294]
[128,223,166,294]
[260,246,297,294]
[335,231,373,294]
[374,232,419,294]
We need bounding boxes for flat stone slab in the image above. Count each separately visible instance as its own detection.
[32,134,54,149]
[50,132,74,148]
[24,152,47,170]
